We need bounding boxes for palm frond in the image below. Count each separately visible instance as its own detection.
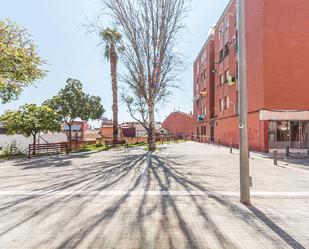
[104,44,110,60]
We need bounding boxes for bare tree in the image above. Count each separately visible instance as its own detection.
[100,0,190,150]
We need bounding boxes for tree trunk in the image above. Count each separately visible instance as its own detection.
[68,124,72,152]
[148,100,156,151]
[110,44,118,145]
[32,133,36,155]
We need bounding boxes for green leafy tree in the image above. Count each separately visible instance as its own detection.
[0,104,61,155]
[100,28,124,145]
[0,19,46,103]
[44,78,105,150]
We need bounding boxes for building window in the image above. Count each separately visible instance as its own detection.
[225,69,230,80]
[219,44,230,63]
[201,107,207,117]
[224,18,230,41]
[219,49,224,62]
[220,74,225,85]
[218,23,223,39]
[200,126,206,135]
[234,31,238,54]
[225,96,230,109]
[202,126,206,135]
[224,43,230,57]
[225,15,230,29]
[220,98,224,111]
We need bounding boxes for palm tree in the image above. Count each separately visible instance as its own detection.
[100,28,123,145]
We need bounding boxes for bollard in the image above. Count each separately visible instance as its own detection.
[248,149,250,159]
[307,149,309,158]
[230,143,233,153]
[286,145,290,157]
[218,138,221,148]
[273,149,278,165]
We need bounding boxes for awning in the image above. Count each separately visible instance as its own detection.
[259,110,309,121]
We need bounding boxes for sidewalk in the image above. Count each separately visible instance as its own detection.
[0,142,308,248]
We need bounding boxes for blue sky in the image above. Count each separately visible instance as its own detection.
[0,0,229,127]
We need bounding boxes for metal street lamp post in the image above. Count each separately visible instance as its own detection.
[238,0,251,204]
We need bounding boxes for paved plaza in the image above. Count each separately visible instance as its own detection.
[0,142,309,248]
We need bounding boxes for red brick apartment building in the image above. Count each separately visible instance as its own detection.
[162,112,194,136]
[193,0,309,152]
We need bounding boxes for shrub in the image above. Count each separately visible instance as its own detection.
[1,140,25,157]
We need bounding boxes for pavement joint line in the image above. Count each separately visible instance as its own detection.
[1,190,309,198]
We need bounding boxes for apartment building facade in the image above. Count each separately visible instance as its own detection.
[193,37,215,142]
[193,0,309,152]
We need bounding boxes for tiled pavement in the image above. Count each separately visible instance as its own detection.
[0,142,308,248]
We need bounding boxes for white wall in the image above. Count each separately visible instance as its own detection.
[0,133,67,150]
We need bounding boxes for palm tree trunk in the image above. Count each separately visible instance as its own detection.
[110,44,118,145]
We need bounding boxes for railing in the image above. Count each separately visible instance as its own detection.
[189,135,215,144]
[156,134,192,142]
[28,142,68,158]
[191,135,241,149]
[104,139,126,146]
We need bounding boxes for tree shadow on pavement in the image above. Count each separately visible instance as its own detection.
[0,152,146,244]
[0,149,306,248]
[284,158,309,168]
[148,154,238,248]
[148,153,304,248]
[11,152,97,169]
[246,205,306,249]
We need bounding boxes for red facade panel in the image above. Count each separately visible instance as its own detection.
[162,112,194,135]
[263,0,309,110]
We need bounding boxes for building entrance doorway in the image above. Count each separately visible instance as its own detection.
[210,125,215,143]
[268,121,309,149]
